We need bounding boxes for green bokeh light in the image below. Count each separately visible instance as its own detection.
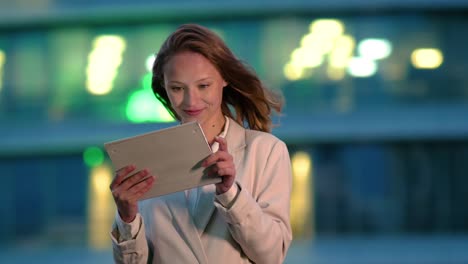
[142,73,152,90]
[126,73,175,123]
[83,146,105,167]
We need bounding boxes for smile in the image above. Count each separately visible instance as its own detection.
[183,109,203,116]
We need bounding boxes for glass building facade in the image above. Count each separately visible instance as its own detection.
[1,5,468,263]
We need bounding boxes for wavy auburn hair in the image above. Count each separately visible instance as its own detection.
[152,24,283,132]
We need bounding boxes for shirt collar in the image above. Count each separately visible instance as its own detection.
[210,116,229,153]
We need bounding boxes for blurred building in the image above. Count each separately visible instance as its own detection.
[0,0,468,263]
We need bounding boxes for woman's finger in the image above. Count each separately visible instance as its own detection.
[214,136,228,152]
[112,174,154,202]
[203,153,218,167]
[203,151,232,167]
[214,160,233,171]
[125,176,155,201]
[118,169,150,191]
[110,165,136,190]
[209,160,235,176]
[217,167,236,177]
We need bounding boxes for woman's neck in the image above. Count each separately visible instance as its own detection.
[201,115,226,145]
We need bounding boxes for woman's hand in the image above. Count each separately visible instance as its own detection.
[109,165,155,223]
[203,136,236,195]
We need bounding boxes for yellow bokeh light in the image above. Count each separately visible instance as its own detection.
[284,63,304,81]
[411,48,443,69]
[329,35,355,68]
[290,151,313,238]
[309,19,345,39]
[0,50,5,91]
[88,164,115,250]
[284,19,347,81]
[292,152,311,180]
[327,66,346,81]
[291,48,324,68]
[86,35,126,95]
[92,165,113,196]
[300,33,335,55]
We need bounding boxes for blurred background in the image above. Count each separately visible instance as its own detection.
[1,0,468,263]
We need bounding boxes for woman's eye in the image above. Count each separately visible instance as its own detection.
[171,86,182,91]
[199,84,210,89]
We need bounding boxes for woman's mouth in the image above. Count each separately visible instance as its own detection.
[183,109,203,116]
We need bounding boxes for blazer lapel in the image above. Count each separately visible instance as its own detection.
[193,118,247,232]
[225,118,247,182]
[165,192,208,264]
[193,184,215,232]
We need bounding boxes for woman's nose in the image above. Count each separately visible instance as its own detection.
[183,88,199,106]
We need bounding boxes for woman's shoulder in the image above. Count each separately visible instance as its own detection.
[227,118,287,150]
[244,128,285,148]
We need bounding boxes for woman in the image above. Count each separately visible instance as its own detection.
[109,24,292,264]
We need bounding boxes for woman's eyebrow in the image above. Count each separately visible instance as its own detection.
[167,80,185,85]
[196,77,213,82]
[167,77,212,85]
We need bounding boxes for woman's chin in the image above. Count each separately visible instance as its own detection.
[180,117,201,124]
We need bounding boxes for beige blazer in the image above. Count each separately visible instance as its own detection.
[111,118,292,264]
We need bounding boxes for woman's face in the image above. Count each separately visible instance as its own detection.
[163,51,227,126]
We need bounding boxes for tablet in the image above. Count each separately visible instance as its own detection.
[104,122,221,200]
